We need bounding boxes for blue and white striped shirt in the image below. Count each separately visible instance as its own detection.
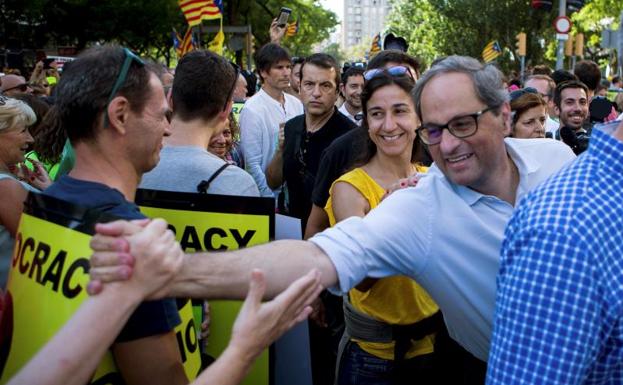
[488,127,623,384]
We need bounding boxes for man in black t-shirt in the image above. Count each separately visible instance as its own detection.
[43,45,188,384]
[266,53,355,230]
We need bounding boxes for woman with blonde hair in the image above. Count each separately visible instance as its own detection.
[0,96,51,287]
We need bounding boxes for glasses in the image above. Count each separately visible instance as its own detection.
[3,83,30,93]
[417,106,497,145]
[363,65,413,81]
[104,48,145,126]
[224,62,240,110]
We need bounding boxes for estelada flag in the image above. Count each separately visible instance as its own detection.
[286,20,299,37]
[482,41,502,63]
[178,0,223,27]
[369,33,382,57]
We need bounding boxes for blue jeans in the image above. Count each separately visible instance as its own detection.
[337,341,436,385]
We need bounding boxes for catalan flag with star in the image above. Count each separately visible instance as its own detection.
[482,41,502,63]
[178,0,223,27]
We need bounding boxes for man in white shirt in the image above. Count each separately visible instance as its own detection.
[337,67,364,125]
[90,56,575,374]
[239,43,303,197]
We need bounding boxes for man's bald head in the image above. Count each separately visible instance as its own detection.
[0,75,32,96]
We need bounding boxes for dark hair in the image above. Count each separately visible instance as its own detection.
[531,64,553,76]
[550,69,577,86]
[355,72,426,166]
[13,93,51,139]
[291,56,305,66]
[368,50,421,77]
[341,67,364,85]
[299,53,341,89]
[612,76,621,85]
[32,106,66,164]
[510,93,546,125]
[255,43,290,82]
[53,45,154,144]
[172,50,236,122]
[241,70,257,97]
[573,60,601,91]
[554,80,588,108]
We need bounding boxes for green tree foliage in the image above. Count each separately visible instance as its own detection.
[1,0,337,66]
[571,0,623,57]
[387,0,556,73]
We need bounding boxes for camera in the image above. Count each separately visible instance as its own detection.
[559,125,591,155]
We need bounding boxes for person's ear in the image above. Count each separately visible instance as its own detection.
[106,96,130,134]
[499,102,512,137]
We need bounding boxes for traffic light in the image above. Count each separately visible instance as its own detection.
[531,0,553,11]
[567,0,585,12]
[575,33,584,56]
[516,32,527,57]
[564,36,574,56]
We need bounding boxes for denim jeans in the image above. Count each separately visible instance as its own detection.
[337,341,436,385]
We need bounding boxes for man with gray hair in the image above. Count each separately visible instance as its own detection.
[90,56,575,376]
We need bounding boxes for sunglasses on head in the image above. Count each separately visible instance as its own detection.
[509,87,538,102]
[3,83,30,93]
[104,47,145,127]
[363,65,413,81]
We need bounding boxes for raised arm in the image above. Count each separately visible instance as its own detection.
[89,220,338,300]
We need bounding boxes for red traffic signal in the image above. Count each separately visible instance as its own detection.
[531,0,553,11]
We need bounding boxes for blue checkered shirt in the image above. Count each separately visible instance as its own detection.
[487,128,623,384]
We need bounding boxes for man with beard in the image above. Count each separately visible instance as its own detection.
[554,80,590,154]
[338,67,364,125]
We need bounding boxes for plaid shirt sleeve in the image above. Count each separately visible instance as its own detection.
[487,225,603,385]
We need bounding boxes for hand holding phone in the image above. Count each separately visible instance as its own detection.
[277,7,291,28]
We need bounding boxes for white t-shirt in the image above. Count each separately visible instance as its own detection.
[239,89,303,197]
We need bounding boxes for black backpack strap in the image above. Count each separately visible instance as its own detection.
[197,163,231,194]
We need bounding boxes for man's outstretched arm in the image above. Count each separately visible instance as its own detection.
[89,220,339,300]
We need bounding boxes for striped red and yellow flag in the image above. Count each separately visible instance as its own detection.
[286,20,299,37]
[179,27,195,57]
[178,0,222,27]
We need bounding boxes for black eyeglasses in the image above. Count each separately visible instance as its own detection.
[3,83,30,93]
[224,63,240,111]
[363,65,414,81]
[104,48,145,127]
[417,106,498,145]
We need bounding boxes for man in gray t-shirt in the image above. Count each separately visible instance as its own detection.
[140,51,258,197]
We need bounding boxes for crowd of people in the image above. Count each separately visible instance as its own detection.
[0,19,622,385]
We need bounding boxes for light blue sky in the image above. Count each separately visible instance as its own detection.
[319,0,344,22]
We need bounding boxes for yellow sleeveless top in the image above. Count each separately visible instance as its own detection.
[325,166,439,360]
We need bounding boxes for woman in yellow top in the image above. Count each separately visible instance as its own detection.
[326,68,439,385]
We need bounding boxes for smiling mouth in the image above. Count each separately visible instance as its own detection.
[446,153,473,163]
[381,133,404,142]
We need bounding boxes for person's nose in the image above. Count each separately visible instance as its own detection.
[438,128,461,154]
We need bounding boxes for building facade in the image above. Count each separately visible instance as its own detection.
[341,0,392,49]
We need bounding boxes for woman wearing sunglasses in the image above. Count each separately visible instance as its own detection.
[326,70,438,385]
[0,97,51,287]
[509,88,547,139]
